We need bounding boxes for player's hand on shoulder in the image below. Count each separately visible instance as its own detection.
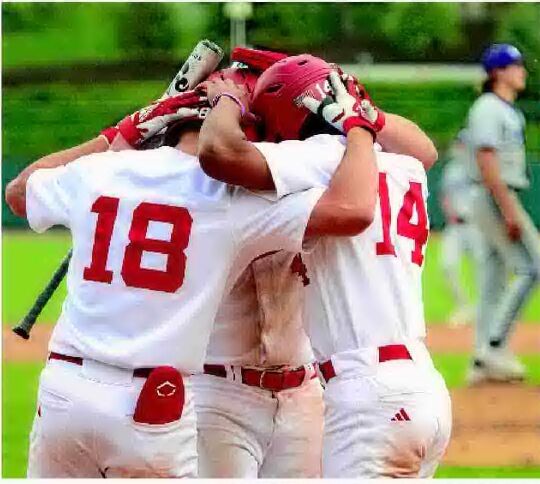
[301,71,385,139]
[100,90,210,148]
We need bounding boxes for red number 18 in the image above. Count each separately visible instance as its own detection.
[83,196,193,293]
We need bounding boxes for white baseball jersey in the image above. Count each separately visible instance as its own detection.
[26,146,324,372]
[256,135,429,360]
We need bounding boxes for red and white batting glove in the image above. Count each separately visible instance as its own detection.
[100,91,210,148]
[301,71,385,138]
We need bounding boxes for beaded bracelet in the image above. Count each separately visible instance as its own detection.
[211,93,246,117]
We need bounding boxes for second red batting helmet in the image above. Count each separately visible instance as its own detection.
[251,54,334,142]
[207,67,259,96]
[207,67,261,140]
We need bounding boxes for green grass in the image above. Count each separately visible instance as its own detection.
[2,362,43,478]
[3,230,538,325]
[435,466,540,478]
[433,354,540,388]
[3,231,72,324]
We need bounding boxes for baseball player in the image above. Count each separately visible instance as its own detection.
[439,129,482,326]
[194,70,437,479]
[108,48,437,479]
[5,80,380,476]
[464,44,540,384]
[6,48,328,478]
[198,55,451,477]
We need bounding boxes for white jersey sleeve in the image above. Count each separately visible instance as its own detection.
[228,187,325,284]
[253,134,346,199]
[26,164,80,232]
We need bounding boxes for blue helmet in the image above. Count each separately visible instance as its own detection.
[481,44,523,72]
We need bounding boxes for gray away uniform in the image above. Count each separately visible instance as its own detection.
[440,138,482,313]
[466,92,540,353]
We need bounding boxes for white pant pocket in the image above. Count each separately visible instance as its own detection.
[38,386,72,412]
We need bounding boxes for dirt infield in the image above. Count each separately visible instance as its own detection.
[446,385,540,466]
[3,323,540,467]
[425,323,539,354]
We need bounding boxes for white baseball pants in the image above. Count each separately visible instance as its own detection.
[440,222,482,308]
[193,372,324,477]
[27,358,197,478]
[321,342,452,478]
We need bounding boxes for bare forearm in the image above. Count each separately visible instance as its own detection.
[5,136,108,217]
[198,99,273,189]
[306,128,377,237]
[377,113,438,170]
[477,149,518,217]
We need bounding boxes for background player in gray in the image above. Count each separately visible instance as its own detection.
[465,43,540,384]
[439,129,481,326]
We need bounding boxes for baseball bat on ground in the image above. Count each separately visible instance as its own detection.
[12,40,224,340]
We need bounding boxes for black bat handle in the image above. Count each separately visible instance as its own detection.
[12,249,73,340]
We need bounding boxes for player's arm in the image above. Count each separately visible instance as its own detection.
[377,113,438,169]
[305,126,377,236]
[199,96,377,233]
[476,147,522,240]
[203,73,380,236]
[470,103,522,241]
[197,81,274,191]
[5,137,109,217]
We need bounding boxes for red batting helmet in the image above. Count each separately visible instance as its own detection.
[206,67,261,141]
[207,67,259,96]
[251,54,334,142]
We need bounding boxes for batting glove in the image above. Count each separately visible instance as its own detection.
[301,71,385,138]
[101,91,210,148]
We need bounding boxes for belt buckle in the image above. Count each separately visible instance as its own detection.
[259,369,283,392]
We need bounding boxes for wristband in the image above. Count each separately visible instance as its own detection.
[211,93,246,117]
[343,118,376,141]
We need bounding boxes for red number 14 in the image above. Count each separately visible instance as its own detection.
[375,172,428,266]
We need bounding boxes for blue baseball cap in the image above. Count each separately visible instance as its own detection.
[481,44,523,72]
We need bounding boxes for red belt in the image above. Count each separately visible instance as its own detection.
[48,352,155,378]
[318,344,413,383]
[203,363,314,392]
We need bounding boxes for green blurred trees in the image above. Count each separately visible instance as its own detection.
[381,3,462,57]
[250,3,342,53]
[2,3,57,33]
[117,4,177,59]
[3,2,538,70]
[495,2,540,98]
